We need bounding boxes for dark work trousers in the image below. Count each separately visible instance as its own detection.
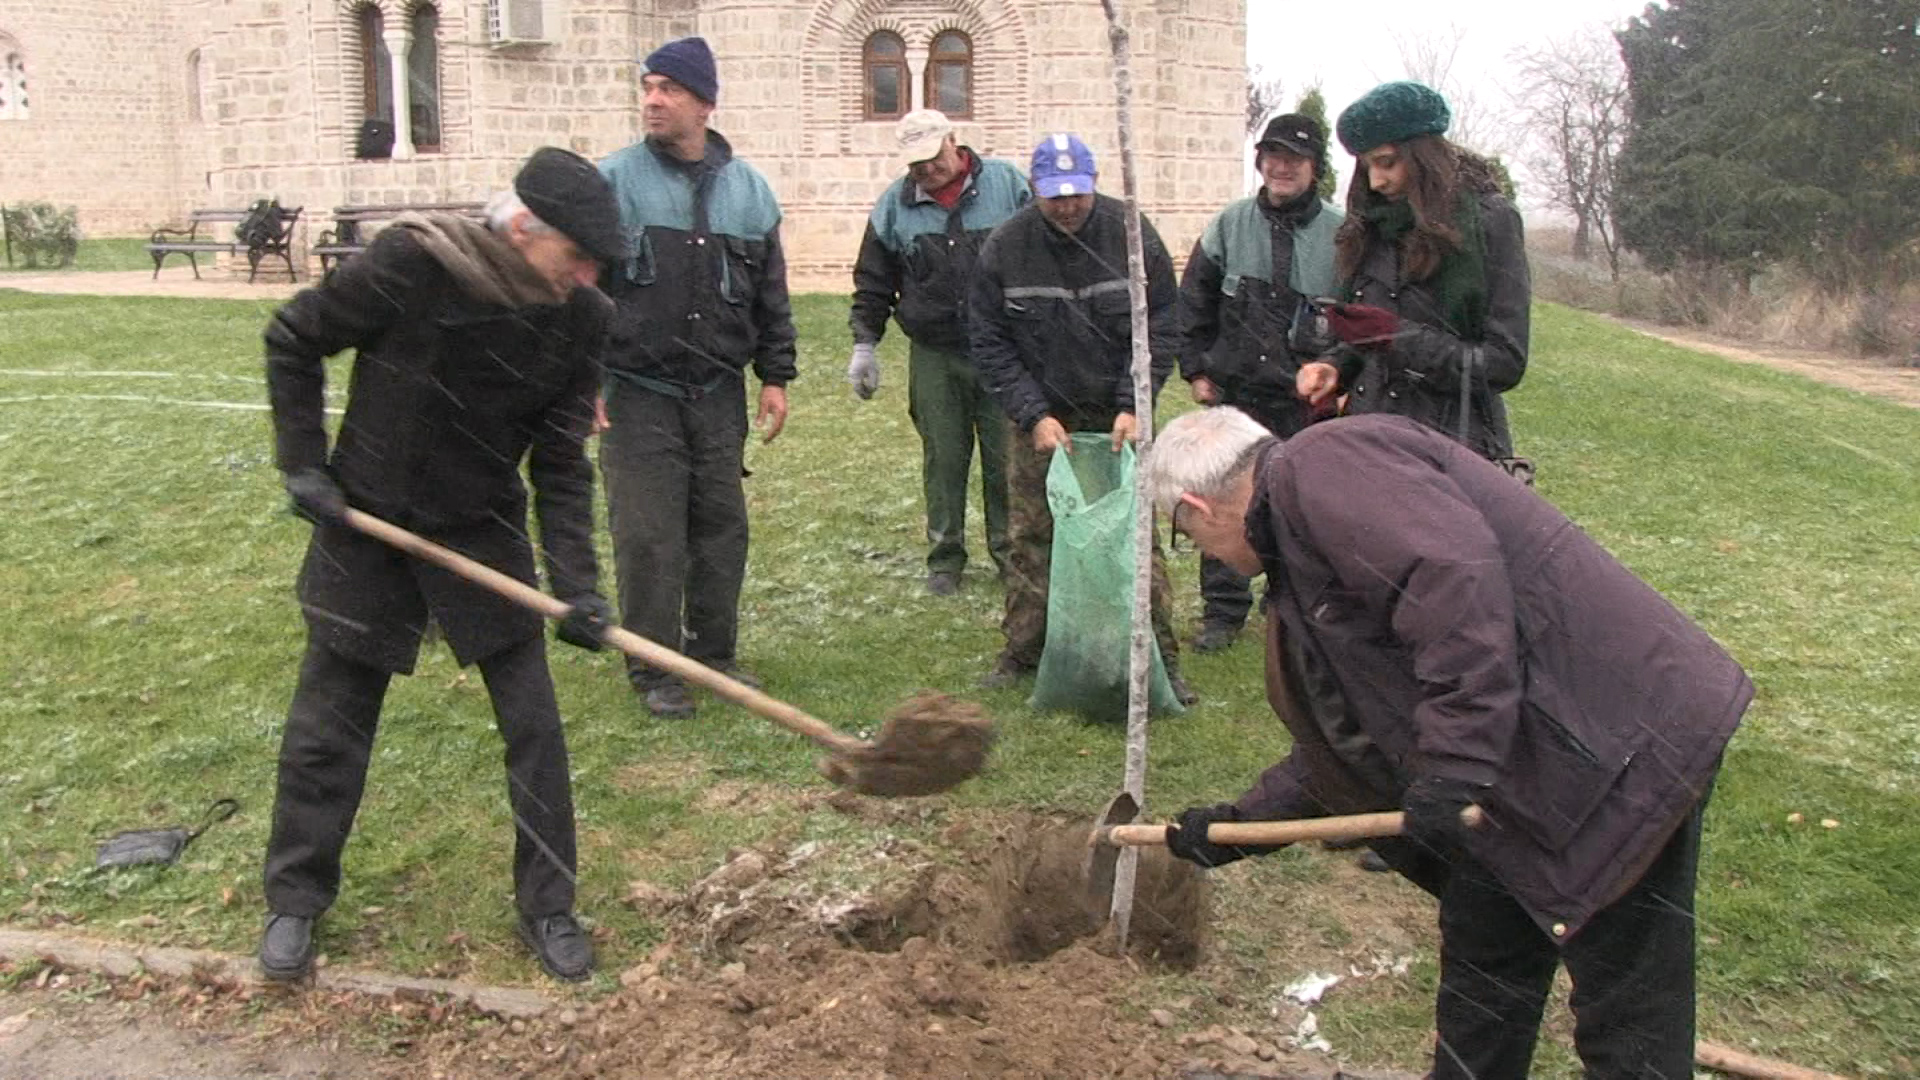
[1001,428,1178,670]
[1391,797,1710,1080]
[263,636,579,920]
[599,376,750,689]
[909,340,1011,578]
[1198,389,1312,630]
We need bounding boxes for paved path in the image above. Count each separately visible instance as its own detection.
[0,267,301,300]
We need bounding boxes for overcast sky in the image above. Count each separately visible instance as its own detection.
[1245,0,1655,214]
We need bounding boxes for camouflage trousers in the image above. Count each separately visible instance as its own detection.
[1000,432,1179,670]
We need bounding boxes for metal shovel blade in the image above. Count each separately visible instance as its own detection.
[1083,790,1142,908]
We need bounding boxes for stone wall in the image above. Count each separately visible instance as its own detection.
[3,0,1245,285]
[0,0,210,234]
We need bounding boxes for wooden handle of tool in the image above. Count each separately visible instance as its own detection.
[1104,805,1487,848]
[1695,1040,1850,1080]
[341,509,865,754]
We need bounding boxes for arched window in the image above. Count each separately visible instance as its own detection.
[359,6,393,125]
[926,30,972,119]
[407,4,440,152]
[0,36,27,121]
[186,48,204,123]
[863,30,907,121]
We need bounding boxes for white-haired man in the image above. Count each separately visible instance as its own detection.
[260,146,620,984]
[1141,407,1749,1079]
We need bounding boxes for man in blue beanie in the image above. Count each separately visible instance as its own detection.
[597,38,797,719]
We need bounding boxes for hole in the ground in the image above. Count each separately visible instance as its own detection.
[832,820,1207,971]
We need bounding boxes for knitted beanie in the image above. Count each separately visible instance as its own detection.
[641,37,718,104]
[1336,81,1450,155]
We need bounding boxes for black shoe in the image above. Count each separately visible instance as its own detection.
[978,654,1033,690]
[258,913,315,982]
[643,680,696,718]
[519,912,594,983]
[1190,621,1241,654]
[1167,672,1200,708]
[1358,850,1393,873]
[708,662,762,690]
[927,570,960,597]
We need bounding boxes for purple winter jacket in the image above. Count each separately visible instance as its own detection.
[1232,414,1750,939]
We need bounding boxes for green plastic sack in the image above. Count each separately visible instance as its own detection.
[1029,434,1185,722]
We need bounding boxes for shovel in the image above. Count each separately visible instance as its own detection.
[341,508,993,797]
[1084,792,1481,907]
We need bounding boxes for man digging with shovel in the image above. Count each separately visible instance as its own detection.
[259,147,622,984]
[1136,406,1751,1079]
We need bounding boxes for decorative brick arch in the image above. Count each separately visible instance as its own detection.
[800,0,1029,155]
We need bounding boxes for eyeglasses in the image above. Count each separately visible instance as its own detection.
[1168,500,1194,555]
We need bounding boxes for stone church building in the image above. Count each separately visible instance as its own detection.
[1,0,1245,282]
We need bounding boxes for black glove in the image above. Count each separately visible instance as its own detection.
[1164,803,1286,869]
[1401,776,1489,855]
[556,593,614,652]
[284,468,347,526]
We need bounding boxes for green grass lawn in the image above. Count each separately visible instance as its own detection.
[1,235,155,274]
[0,289,1915,1074]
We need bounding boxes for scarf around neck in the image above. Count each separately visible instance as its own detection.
[390,213,569,309]
[1362,191,1488,340]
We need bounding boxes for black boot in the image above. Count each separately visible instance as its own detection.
[519,912,594,982]
[258,913,315,981]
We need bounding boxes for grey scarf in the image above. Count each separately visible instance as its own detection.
[389,213,568,308]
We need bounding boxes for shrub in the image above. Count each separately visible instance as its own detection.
[2,202,83,268]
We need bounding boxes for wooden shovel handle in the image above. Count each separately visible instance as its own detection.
[341,509,866,754]
[1104,811,1407,848]
[1695,1041,1850,1080]
[1104,806,1487,848]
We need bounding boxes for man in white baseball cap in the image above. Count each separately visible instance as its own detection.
[847,109,1032,595]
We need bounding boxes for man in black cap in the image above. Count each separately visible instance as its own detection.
[1176,113,1344,654]
[259,146,621,984]
[597,36,798,719]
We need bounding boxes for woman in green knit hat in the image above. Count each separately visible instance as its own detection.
[1295,81,1529,466]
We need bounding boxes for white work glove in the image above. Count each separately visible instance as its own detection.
[847,342,881,400]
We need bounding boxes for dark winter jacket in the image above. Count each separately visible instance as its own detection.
[849,149,1031,354]
[1336,190,1529,459]
[265,224,606,670]
[598,132,798,390]
[1180,191,1342,426]
[1233,415,1749,939]
[967,195,1178,432]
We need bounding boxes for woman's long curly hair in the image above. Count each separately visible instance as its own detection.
[1334,135,1502,284]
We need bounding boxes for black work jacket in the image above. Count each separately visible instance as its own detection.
[1234,416,1750,940]
[966,195,1178,432]
[265,226,605,666]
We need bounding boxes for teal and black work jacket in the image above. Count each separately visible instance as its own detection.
[598,131,798,389]
[849,148,1031,354]
[1179,193,1341,409]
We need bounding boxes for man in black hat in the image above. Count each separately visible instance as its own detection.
[1176,113,1344,654]
[596,36,798,719]
[259,146,622,984]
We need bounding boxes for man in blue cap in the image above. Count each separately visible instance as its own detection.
[966,133,1195,704]
[597,37,798,719]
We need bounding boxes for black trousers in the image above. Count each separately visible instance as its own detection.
[263,636,578,920]
[599,377,750,688]
[1197,389,1309,630]
[1375,799,1708,1080]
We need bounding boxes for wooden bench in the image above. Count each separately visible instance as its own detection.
[146,204,303,282]
[314,202,488,278]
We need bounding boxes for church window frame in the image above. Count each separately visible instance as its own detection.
[924,29,972,120]
[0,34,28,121]
[862,30,908,122]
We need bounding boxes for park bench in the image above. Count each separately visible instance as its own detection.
[313,202,488,278]
[146,202,303,283]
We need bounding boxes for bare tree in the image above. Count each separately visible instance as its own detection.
[1387,23,1510,158]
[1246,64,1285,135]
[1508,29,1629,276]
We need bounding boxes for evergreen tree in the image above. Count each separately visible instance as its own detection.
[1294,86,1339,202]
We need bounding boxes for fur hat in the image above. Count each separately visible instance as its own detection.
[1336,81,1451,155]
[514,147,625,263]
[640,36,718,105]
